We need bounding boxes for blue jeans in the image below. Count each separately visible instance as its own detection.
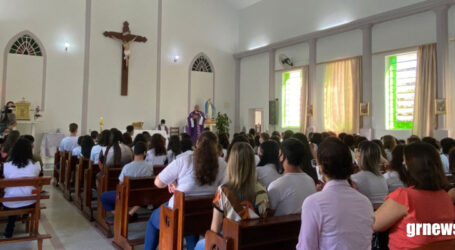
[100,191,116,211]
[144,202,199,250]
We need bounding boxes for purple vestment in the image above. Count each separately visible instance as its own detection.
[187,110,206,144]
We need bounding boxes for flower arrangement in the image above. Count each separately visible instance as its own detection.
[34,105,41,120]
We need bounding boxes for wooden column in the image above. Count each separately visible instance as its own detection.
[361,25,373,139]
[434,5,449,135]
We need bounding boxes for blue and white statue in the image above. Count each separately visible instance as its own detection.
[205,98,216,120]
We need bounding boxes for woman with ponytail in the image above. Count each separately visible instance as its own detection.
[144,131,226,250]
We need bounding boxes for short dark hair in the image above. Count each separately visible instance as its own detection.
[317,137,354,180]
[69,123,78,133]
[407,135,421,144]
[282,130,294,141]
[133,142,147,155]
[181,133,191,141]
[21,134,35,143]
[122,132,133,146]
[258,140,281,173]
[343,134,354,149]
[422,137,440,150]
[126,125,134,133]
[281,138,305,167]
[90,131,99,140]
[311,133,322,145]
[404,143,448,190]
[161,119,166,124]
[441,138,455,154]
[181,138,193,152]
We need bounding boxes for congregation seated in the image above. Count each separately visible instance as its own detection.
[374,142,455,249]
[90,129,110,164]
[102,128,133,168]
[59,123,79,153]
[351,141,388,208]
[100,142,153,224]
[384,145,407,193]
[166,135,181,164]
[122,132,133,147]
[145,133,167,165]
[144,131,226,250]
[256,140,281,188]
[268,138,316,216]
[80,135,94,159]
[194,141,269,250]
[71,136,83,159]
[291,132,319,184]
[297,137,374,249]
[2,138,42,238]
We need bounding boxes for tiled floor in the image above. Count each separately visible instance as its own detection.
[0,184,127,250]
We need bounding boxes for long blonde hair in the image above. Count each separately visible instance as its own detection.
[225,142,256,201]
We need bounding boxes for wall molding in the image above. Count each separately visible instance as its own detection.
[2,30,47,110]
[234,0,455,59]
[187,52,216,114]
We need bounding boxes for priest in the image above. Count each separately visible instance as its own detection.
[187,105,205,144]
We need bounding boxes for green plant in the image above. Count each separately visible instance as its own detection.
[215,112,230,135]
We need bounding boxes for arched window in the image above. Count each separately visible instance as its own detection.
[9,34,42,56]
[191,55,213,72]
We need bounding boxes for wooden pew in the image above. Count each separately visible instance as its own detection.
[159,191,214,250]
[58,151,69,191]
[113,176,172,250]
[62,153,79,201]
[153,165,165,175]
[74,157,90,210]
[82,161,100,221]
[412,239,455,250]
[204,214,301,250]
[0,177,52,250]
[53,151,60,186]
[95,165,123,237]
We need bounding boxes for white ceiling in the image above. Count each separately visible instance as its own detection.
[224,0,263,10]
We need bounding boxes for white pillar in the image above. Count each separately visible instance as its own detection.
[268,49,276,131]
[361,24,373,139]
[234,58,241,132]
[308,39,317,131]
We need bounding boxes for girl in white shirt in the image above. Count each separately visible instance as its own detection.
[2,138,41,238]
[166,135,181,164]
[383,145,407,193]
[256,140,282,188]
[145,134,167,166]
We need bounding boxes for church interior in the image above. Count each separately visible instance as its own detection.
[1,0,455,249]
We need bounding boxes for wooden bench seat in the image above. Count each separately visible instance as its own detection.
[82,161,100,221]
[58,151,70,190]
[159,190,214,250]
[95,165,123,237]
[74,157,90,210]
[0,177,52,250]
[113,176,172,250]
[62,154,78,201]
[204,214,301,250]
[53,151,60,186]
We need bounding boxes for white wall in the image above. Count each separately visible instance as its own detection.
[87,0,158,131]
[0,0,86,145]
[238,0,425,52]
[239,53,269,132]
[160,0,238,133]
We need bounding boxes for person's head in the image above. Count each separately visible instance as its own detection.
[194,131,219,186]
[98,130,111,147]
[9,138,33,168]
[194,105,200,111]
[356,141,382,176]
[4,101,15,114]
[181,138,193,152]
[259,132,270,144]
[69,123,78,135]
[81,135,95,158]
[404,142,448,190]
[21,135,35,145]
[225,142,256,201]
[343,134,354,149]
[372,139,387,159]
[226,134,249,162]
[449,148,455,175]
[2,130,21,154]
[282,130,294,141]
[338,132,347,141]
[150,134,166,155]
[133,141,147,160]
[354,136,367,148]
[248,128,256,136]
[122,132,133,146]
[292,133,309,145]
[90,131,99,143]
[77,136,83,146]
[317,137,354,180]
[132,133,146,146]
[422,137,440,151]
[181,133,191,141]
[218,133,229,150]
[271,131,281,138]
[270,135,281,145]
[407,135,420,145]
[109,128,123,146]
[168,135,181,154]
[126,125,134,135]
[321,132,331,141]
[280,138,306,172]
[310,133,322,145]
[389,145,407,184]
[382,135,396,151]
[291,132,318,182]
[258,140,281,172]
[160,119,166,125]
[441,138,455,155]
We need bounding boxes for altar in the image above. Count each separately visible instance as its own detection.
[15,120,39,138]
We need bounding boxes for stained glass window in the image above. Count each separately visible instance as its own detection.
[385,52,417,130]
[9,34,42,56]
[281,70,302,128]
[192,56,212,72]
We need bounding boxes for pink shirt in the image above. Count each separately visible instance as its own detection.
[297,180,374,250]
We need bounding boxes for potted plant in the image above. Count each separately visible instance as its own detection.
[215,112,230,135]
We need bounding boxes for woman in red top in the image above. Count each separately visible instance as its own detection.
[373,142,455,250]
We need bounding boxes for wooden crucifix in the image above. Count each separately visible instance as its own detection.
[103,21,147,96]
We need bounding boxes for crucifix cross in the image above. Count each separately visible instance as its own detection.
[103,21,147,96]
